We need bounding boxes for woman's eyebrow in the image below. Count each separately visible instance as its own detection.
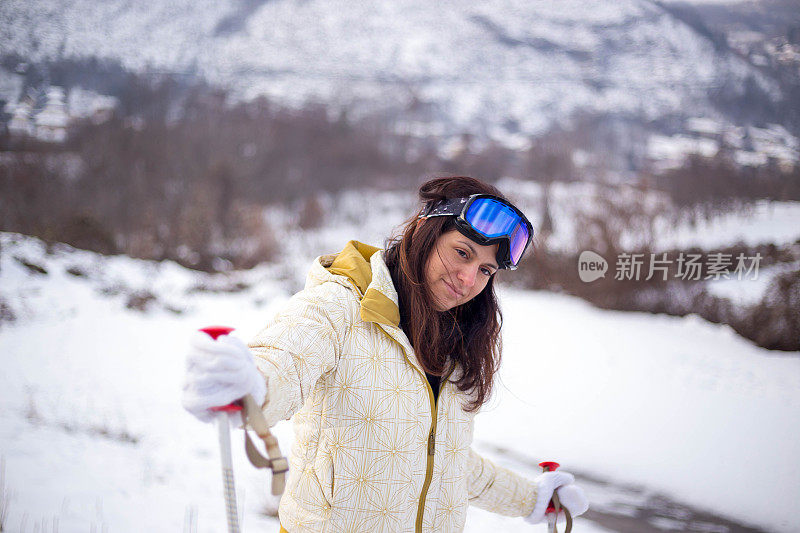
[459,239,499,270]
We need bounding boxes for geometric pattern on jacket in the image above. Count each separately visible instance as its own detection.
[249,241,538,533]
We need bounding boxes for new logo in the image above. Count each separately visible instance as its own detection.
[578,251,607,282]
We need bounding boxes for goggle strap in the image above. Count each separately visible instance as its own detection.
[421,197,470,218]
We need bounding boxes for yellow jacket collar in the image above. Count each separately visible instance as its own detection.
[312,240,401,328]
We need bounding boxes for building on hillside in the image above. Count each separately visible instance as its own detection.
[35,87,69,143]
[6,96,35,137]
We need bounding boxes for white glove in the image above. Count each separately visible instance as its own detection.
[524,471,589,525]
[181,331,267,423]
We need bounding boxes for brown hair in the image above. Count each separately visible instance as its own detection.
[384,176,507,412]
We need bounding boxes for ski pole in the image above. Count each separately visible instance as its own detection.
[201,326,242,533]
[539,461,573,533]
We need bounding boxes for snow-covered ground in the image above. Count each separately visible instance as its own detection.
[1,231,798,532]
[706,259,800,306]
[491,289,800,532]
[652,200,800,252]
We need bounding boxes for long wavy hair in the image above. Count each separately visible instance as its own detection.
[384,176,507,412]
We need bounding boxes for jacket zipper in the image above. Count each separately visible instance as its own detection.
[414,365,455,533]
[414,376,438,533]
[367,303,454,532]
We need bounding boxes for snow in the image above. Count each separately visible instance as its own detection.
[657,0,754,4]
[0,67,25,108]
[67,87,118,120]
[488,289,800,532]
[734,150,768,167]
[647,134,720,161]
[705,260,800,306]
[653,200,800,251]
[1,230,799,532]
[0,233,288,532]
[685,117,723,136]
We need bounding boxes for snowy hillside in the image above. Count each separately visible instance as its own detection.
[217,181,800,276]
[495,178,800,252]
[1,231,799,532]
[0,0,784,143]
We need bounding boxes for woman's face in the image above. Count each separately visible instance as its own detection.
[424,229,499,312]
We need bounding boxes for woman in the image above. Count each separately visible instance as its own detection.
[183,176,588,532]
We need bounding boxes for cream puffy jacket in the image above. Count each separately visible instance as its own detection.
[249,241,538,533]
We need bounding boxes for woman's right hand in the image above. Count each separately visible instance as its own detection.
[181,331,268,423]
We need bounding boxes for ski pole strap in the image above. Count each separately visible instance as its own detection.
[550,491,573,533]
[239,394,288,496]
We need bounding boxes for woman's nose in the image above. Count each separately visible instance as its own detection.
[458,265,477,288]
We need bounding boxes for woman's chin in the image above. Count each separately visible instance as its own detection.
[434,296,458,312]
[431,294,451,312]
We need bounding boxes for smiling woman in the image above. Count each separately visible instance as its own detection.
[382,178,514,412]
[182,176,589,532]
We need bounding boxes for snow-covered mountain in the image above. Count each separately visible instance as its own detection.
[0,0,789,144]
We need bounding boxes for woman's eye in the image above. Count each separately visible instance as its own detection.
[481,268,492,276]
[456,248,467,258]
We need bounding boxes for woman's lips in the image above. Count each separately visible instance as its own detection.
[443,280,462,299]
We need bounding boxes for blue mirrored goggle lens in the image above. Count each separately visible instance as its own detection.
[465,198,520,237]
[509,224,529,264]
[464,198,529,265]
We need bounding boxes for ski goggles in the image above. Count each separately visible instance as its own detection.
[420,194,533,269]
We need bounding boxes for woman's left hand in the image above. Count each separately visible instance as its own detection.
[524,470,589,525]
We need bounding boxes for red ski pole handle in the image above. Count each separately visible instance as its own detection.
[199,326,244,413]
[539,461,561,513]
[539,461,560,472]
[200,325,236,340]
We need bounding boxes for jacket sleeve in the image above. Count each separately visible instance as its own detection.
[248,282,352,427]
[466,447,538,517]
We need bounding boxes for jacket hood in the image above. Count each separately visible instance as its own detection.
[306,240,401,328]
